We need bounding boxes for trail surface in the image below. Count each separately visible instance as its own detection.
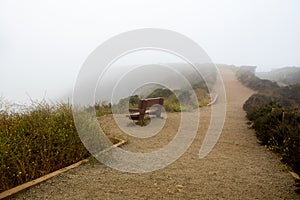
[12,69,298,199]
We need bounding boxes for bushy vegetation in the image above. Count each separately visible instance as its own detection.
[257,67,300,85]
[236,66,279,91]
[111,64,216,114]
[146,85,210,112]
[251,108,300,174]
[0,102,90,192]
[111,95,140,114]
[237,67,300,175]
[147,88,182,112]
[112,81,211,114]
[94,101,112,116]
[243,94,274,121]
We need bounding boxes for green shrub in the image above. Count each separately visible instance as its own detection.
[236,67,279,91]
[112,95,140,114]
[164,102,181,112]
[112,80,211,113]
[252,110,300,174]
[147,88,173,98]
[147,88,202,112]
[0,102,90,192]
[241,87,300,174]
[94,101,112,116]
[239,67,300,175]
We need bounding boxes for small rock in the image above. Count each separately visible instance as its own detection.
[176,184,184,188]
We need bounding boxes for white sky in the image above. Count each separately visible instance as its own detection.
[0,0,299,103]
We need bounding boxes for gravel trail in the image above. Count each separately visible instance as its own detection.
[12,68,299,200]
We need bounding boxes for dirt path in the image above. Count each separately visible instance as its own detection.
[12,68,298,199]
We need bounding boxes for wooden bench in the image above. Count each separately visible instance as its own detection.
[127,97,164,125]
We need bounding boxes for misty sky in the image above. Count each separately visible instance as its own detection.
[0,0,299,103]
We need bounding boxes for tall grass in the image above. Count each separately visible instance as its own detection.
[0,102,90,192]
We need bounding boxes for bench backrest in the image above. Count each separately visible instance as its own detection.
[139,97,164,111]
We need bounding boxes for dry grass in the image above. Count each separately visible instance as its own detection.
[0,102,90,192]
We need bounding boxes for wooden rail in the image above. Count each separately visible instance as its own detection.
[207,94,218,106]
[0,139,126,199]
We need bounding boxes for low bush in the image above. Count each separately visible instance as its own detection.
[147,86,208,112]
[94,101,112,116]
[236,66,279,91]
[238,67,300,175]
[0,102,90,192]
[251,108,300,174]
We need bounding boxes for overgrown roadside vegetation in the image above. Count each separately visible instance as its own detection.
[237,67,300,177]
[0,102,90,192]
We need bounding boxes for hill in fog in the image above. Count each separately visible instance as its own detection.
[256,67,300,85]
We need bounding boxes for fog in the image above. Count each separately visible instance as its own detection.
[1,0,299,103]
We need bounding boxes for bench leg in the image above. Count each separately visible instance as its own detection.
[137,113,145,125]
[156,109,162,118]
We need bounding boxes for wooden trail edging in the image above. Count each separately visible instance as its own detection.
[0,159,89,200]
[0,139,126,200]
[207,94,218,106]
[289,171,300,181]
